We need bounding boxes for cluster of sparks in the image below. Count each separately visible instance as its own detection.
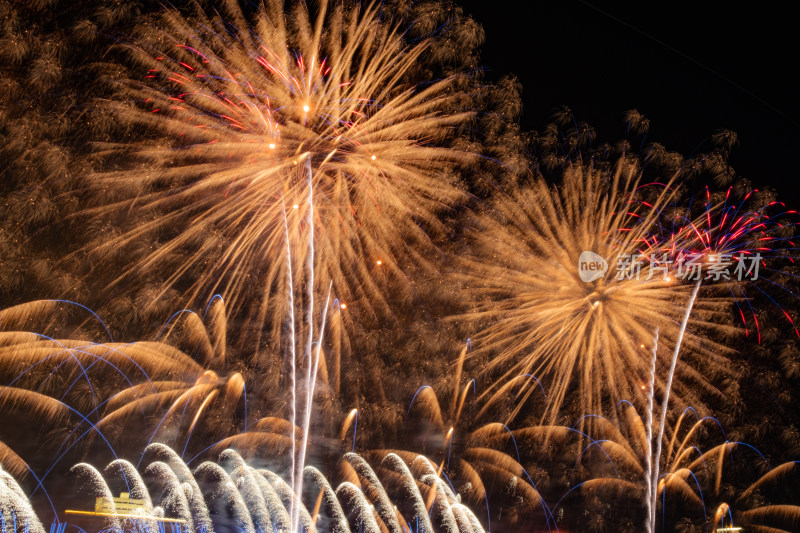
[460,159,800,428]
[85,0,473,344]
[2,0,800,531]
[651,186,800,342]
[460,162,725,424]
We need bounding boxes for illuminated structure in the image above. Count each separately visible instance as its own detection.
[64,492,186,525]
[94,492,144,514]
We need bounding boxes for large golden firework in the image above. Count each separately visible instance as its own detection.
[458,160,735,424]
[79,0,479,345]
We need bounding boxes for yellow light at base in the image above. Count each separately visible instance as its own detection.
[65,510,186,525]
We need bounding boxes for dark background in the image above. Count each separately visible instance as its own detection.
[459,0,799,198]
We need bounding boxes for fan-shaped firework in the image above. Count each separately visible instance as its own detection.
[563,403,800,533]
[730,465,800,533]
[0,301,499,532]
[79,0,480,348]
[353,346,553,529]
[458,159,735,424]
[0,299,251,471]
[0,296,353,481]
[576,403,730,529]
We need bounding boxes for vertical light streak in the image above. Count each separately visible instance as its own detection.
[282,198,298,527]
[645,328,659,533]
[651,279,702,532]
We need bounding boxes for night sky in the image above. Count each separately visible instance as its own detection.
[460,1,800,198]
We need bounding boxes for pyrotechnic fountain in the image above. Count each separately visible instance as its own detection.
[0,465,44,533]
[1,444,485,533]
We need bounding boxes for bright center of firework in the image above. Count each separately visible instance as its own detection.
[586,287,609,309]
[302,104,310,113]
[292,204,299,210]
[268,143,276,149]
[371,155,377,161]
